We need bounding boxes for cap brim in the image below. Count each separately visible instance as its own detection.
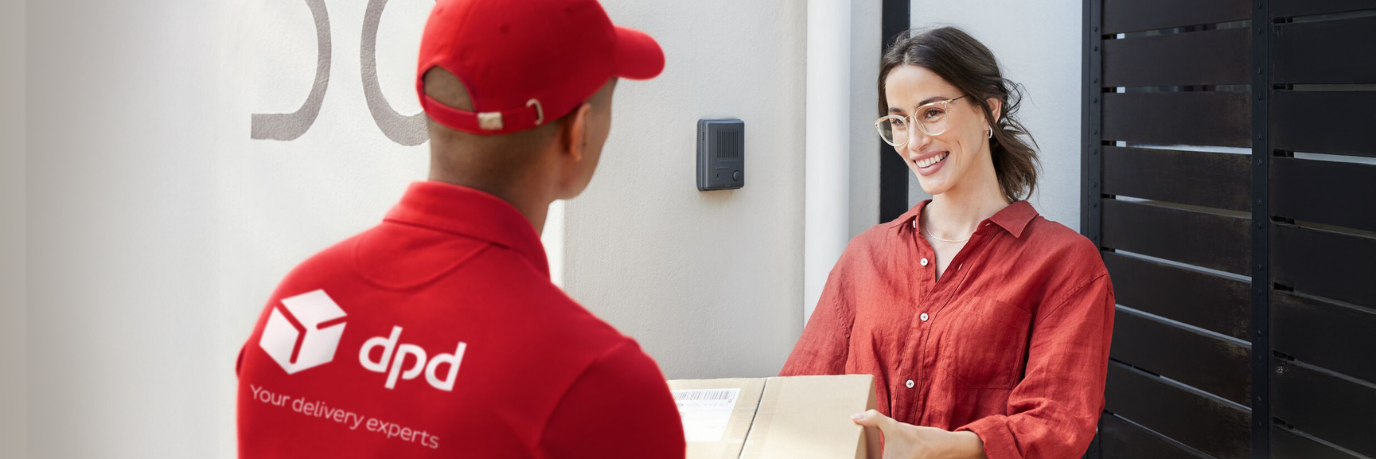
[613,26,665,80]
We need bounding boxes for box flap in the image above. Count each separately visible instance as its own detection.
[739,374,878,459]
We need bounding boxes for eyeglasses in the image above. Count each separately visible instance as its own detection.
[874,95,968,147]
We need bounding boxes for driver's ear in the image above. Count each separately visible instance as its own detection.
[560,102,594,162]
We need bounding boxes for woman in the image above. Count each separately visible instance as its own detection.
[780,27,1114,459]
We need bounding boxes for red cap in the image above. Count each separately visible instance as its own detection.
[417,0,665,135]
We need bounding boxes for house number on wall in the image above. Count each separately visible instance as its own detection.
[250,0,429,146]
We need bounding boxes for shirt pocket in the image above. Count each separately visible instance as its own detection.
[940,297,1033,390]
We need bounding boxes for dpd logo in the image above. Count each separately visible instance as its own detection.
[259,290,348,374]
[360,326,467,391]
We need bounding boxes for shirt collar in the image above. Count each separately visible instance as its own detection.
[889,199,1039,239]
[989,200,1038,238]
[383,181,549,278]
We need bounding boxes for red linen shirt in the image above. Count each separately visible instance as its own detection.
[236,181,686,458]
[781,200,1115,459]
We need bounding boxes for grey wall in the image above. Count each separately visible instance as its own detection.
[848,0,882,239]
[1,0,28,457]
[25,1,227,457]
[563,0,808,379]
[907,0,1084,230]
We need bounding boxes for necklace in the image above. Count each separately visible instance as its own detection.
[918,222,971,243]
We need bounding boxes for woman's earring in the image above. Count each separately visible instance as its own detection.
[987,128,993,139]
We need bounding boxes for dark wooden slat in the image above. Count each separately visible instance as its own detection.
[1111,308,1251,405]
[1274,16,1376,84]
[1272,291,1376,384]
[1104,28,1251,87]
[1080,432,1099,459]
[1106,361,1251,459]
[1104,252,1251,340]
[1103,92,1251,147]
[1102,199,1252,275]
[1103,147,1251,211]
[1083,0,1104,249]
[879,0,911,222]
[1273,91,1376,158]
[1098,414,1210,459]
[1272,157,1376,233]
[1273,426,1363,459]
[1272,223,1376,308]
[1273,0,1376,18]
[1272,359,1376,457]
[1250,3,1273,458]
[1103,0,1250,34]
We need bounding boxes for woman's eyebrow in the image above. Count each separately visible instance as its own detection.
[891,96,956,114]
[917,96,951,106]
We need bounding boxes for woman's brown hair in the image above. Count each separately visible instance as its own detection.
[879,26,1040,203]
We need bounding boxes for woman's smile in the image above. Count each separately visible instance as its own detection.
[914,151,950,175]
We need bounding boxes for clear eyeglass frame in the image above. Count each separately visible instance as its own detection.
[874,95,968,147]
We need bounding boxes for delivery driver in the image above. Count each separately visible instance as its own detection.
[234,0,686,457]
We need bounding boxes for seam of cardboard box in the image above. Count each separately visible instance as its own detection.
[737,377,781,458]
[725,380,764,459]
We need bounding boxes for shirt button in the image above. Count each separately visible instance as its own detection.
[920,313,930,322]
[906,379,915,388]
[920,258,930,266]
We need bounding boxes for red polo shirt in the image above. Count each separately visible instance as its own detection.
[236,181,686,458]
[781,200,1115,459]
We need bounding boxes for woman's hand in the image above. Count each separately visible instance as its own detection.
[851,410,987,459]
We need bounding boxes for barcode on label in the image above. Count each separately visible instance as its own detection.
[673,390,735,402]
[672,388,740,442]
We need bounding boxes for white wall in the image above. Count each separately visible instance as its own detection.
[908,0,1084,230]
[1,0,28,457]
[25,0,430,456]
[806,0,884,326]
[564,0,808,379]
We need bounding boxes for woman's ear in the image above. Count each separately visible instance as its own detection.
[984,97,1003,130]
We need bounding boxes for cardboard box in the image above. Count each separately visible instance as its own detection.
[670,375,879,459]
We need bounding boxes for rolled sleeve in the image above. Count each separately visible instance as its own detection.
[780,261,854,376]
